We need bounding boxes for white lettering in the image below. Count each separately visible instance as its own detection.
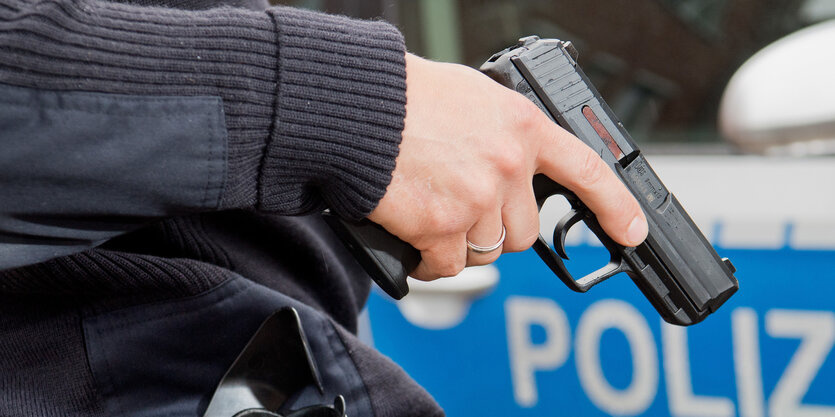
[766,309,835,417]
[662,322,734,417]
[505,296,571,407]
[732,308,765,417]
[576,299,658,416]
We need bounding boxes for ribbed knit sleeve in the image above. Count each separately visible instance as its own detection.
[0,0,407,220]
[0,0,278,207]
[261,7,406,220]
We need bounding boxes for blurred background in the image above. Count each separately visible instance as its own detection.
[272,2,835,416]
[275,0,835,153]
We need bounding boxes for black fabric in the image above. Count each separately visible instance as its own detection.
[261,7,406,220]
[333,326,446,417]
[102,211,372,333]
[120,0,270,11]
[0,0,279,211]
[0,298,105,417]
[0,0,444,415]
[0,84,227,269]
[0,210,446,416]
[82,276,375,417]
[0,0,406,220]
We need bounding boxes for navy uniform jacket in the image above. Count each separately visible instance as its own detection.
[0,0,443,415]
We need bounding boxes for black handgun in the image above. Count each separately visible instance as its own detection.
[324,36,738,326]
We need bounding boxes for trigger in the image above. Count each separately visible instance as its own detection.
[553,209,584,260]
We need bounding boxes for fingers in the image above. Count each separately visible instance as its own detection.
[500,186,541,252]
[535,123,648,247]
[374,55,646,284]
[414,188,541,279]
[410,234,468,281]
[465,208,505,265]
[411,211,507,280]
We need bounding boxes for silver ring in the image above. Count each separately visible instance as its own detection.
[466,226,507,254]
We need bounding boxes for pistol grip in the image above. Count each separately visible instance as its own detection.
[322,213,419,299]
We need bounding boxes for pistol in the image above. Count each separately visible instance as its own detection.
[324,36,738,326]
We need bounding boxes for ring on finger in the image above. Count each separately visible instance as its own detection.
[466,226,507,254]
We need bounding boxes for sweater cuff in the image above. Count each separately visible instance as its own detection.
[261,7,407,221]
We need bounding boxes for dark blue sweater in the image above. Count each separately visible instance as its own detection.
[0,1,443,415]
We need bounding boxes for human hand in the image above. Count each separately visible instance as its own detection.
[367,53,648,280]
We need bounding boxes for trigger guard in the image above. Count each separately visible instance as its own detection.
[553,209,585,259]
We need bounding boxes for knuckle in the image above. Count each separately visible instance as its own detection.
[422,200,460,235]
[426,211,458,236]
[509,96,543,132]
[504,228,539,252]
[612,189,636,214]
[434,257,465,278]
[458,174,497,213]
[472,184,499,212]
[603,180,639,219]
[575,149,607,190]
[492,144,526,179]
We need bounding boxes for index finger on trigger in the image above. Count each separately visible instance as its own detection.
[535,125,648,247]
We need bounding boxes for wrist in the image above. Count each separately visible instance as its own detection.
[258,7,407,220]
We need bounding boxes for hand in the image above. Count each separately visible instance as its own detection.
[368,53,648,280]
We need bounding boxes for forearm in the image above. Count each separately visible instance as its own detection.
[0,0,407,267]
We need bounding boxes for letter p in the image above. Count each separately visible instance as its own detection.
[505,296,571,407]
